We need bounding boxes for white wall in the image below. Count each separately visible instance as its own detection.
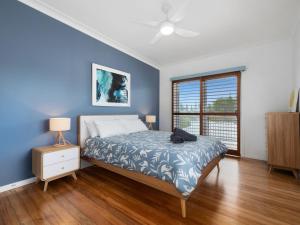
[294,22,300,89]
[160,40,294,160]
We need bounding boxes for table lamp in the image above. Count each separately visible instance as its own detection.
[146,115,156,130]
[49,118,71,146]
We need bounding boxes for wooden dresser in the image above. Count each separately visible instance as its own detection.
[266,112,300,178]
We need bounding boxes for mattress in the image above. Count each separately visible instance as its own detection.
[82,130,227,197]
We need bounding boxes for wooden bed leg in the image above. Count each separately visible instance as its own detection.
[180,199,186,218]
[217,163,220,173]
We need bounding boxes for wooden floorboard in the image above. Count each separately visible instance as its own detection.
[1,158,300,225]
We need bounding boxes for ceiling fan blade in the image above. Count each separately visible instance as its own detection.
[175,27,199,37]
[150,32,162,44]
[135,20,160,27]
[169,0,190,23]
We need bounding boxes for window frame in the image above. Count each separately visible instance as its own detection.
[171,71,241,156]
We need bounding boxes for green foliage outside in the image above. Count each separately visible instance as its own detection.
[178,116,193,128]
[206,96,236,112]
[177,96,237,128]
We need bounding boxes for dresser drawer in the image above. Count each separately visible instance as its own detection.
[43,158,79,179]
[43,147,79,166]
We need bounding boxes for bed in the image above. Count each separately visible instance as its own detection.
[78,115,227,218]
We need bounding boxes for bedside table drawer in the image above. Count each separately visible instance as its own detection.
[43,159,79,179]
[43,147,79,166]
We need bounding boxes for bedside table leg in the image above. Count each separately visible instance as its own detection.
[268,165,272,174]
[292,170,299,179]
[72,172,77,181]
[43,181,48,192]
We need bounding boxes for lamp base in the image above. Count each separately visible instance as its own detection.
[148,123,153,130]
[54,131,70,146]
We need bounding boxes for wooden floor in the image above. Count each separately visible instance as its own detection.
[1,158,300,225]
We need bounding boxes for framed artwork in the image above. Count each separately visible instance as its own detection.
[92,63,130,107]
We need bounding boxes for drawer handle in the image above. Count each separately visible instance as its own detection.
[61,155,65,158]
[61,167,64,170]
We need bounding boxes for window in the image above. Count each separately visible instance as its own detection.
[172,72,241,156]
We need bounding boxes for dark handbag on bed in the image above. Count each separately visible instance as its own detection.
[173,128,197,141]
[170,134,184,144]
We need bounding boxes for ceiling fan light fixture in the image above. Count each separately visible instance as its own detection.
[160,22,174,36]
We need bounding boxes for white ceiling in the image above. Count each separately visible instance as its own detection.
[20,0,300,68]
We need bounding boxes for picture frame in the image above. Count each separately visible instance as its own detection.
[92,63,131,107]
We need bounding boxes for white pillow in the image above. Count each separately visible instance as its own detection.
[94,120,127,138]
[85,121,98,138]
[120,119,148,133]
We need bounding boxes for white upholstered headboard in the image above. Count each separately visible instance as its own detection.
[78,114,139,148]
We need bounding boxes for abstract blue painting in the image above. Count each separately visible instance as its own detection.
[92,63,130,106]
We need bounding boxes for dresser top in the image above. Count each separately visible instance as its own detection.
[267,112,300,114]
[32,144,79,153]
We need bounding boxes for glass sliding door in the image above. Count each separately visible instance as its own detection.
[172,72,241,156]
[202,74,240,156]
[172,80,201,135]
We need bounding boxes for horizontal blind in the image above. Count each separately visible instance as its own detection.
[203,115,238,150]
[203,75,238,150]
[172,71,241,156]
[172,80,200,135]
[173,80,200,113]
[173,115,200,135]
[203,76,238,113]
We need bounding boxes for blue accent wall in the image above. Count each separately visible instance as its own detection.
[0,0,159,186]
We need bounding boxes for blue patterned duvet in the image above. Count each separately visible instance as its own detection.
[82,130,227,197]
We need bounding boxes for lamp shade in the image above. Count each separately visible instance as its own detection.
[49,118,71,131]
[146,115,156,123]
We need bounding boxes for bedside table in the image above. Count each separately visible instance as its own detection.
[32,144,80,192]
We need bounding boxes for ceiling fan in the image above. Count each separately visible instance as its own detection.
[137,0,199,44]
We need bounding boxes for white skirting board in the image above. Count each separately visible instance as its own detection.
[0,177,37,193]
